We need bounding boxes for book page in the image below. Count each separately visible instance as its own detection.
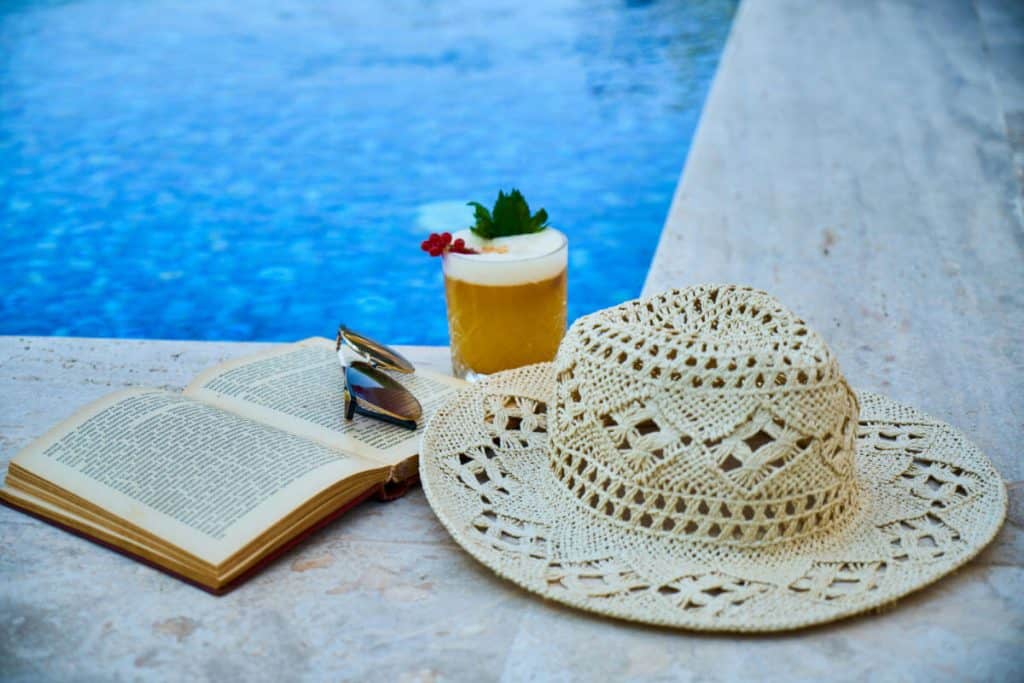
[184,338,465,465]
[7,389,379,564]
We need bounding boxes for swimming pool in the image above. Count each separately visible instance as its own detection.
[0,0,736,344]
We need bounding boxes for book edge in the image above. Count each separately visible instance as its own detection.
[1,475,419,595]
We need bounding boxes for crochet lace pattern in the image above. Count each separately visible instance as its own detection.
[420,285,1007,631]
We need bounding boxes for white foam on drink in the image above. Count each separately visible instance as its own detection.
[443,228,567,286]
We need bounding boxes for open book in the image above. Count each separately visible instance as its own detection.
[0,337,464,593]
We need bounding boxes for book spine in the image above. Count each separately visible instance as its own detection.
[375,473,419,502]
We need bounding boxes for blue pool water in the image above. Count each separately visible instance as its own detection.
[0,0,736,344]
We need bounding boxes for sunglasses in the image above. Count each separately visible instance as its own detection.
[336,325,423,431]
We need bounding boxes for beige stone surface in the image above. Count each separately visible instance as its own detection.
[1,334,1021,681]
[645,0,1024,486]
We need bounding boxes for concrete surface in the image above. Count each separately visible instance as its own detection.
[1,336,1021,682]
[644,0,1024,678]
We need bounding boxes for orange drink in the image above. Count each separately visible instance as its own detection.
[443,228,567,379]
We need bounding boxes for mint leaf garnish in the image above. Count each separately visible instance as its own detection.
[467,189,549,239]
[467,202,494,236]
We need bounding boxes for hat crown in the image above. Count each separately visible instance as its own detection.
[549,285,860,547]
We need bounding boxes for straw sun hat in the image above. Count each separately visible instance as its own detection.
[419,285,1006,631]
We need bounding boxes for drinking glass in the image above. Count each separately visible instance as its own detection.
[443,230,568,380]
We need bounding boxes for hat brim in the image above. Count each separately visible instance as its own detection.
[420,363,1007,632]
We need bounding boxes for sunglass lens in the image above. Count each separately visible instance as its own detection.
[346,361,423,423]
[339,325,415,373]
